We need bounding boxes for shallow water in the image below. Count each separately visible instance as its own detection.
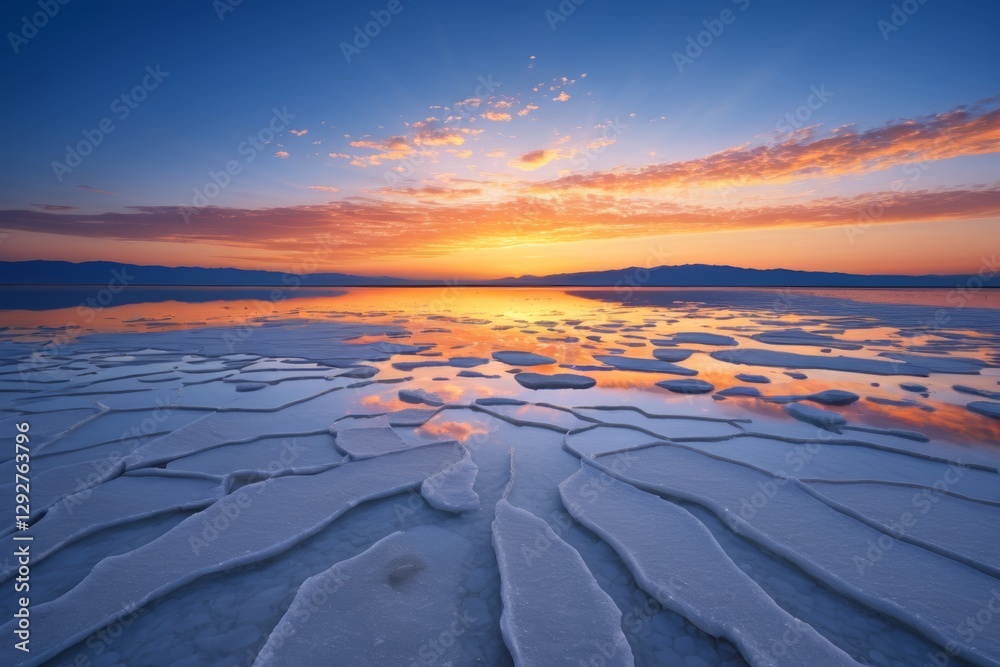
[0,286,997,666]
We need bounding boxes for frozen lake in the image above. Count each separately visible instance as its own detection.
[0,286,998,666]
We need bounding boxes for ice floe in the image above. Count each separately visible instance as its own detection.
[513,372,596,390]
[253,526,477,666]
[561,464,859,666]
[491,498,633,666]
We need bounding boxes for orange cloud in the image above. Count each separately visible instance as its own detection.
[414,128,465,146]
[4,187,997,263]
[542,98,1000,193]
[349,136,415,164]
[509,149,560,171]
[482,111,512,122]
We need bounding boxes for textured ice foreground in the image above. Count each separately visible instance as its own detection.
[1,286,998,667]
[253,526,477,666]
[493,498,633,666]
[560,465,857,666]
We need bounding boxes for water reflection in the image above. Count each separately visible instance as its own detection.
[1,285,998,447]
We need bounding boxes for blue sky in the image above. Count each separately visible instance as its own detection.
[1,0,998,277]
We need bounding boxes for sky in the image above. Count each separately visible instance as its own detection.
[1,0,998,279]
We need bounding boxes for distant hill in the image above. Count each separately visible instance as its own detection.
[486,264,1000,288]
[0,260,428,286]
[0,260,995,288]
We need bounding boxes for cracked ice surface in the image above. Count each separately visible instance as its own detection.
[0,286,998,667]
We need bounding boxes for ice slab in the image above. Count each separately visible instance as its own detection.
[165,433,341,475]
[0,408,101,459]
[736,374,771,384]
[492,350,556,366]
[333,426,412,460]
[1,458,123,529]
[878,352,988,374]
[0,475,223,580]
[750,329,863,350]
[592,354,697,376]
[716,386,762,398]
[563,426,662,459]
[685,436,1000,503]
[784,403,847,431]
[595,444,1000,666]
[954,385,1000,400]
[253,526,477,667]
[571,407,744,440]
[421,448,480,512]
[808,480,1000,575]
[967,401,1000,420]
[656,379,715,394]
[398,387,446,406]
[475,397,527,406]
[514,372,596,390]
[766,389,860,406]
[457,369,501,379]
[654,332,738,346]
[651,348,695,362]
[391,355,488,371]
[480,403,593,431]
[0,442,464,666]
[387,407,439,426]
[491,499,633,667]
[560,465,858,666]
[711,349,931,376]
[123,389,373,469]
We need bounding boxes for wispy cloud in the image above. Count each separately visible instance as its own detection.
[481,111,512,122]
[78,185,122,196]
[509,149,561,171]
[4,186,996,261]
[542,98,1000,192]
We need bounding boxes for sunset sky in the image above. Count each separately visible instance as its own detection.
[1,0,998,279]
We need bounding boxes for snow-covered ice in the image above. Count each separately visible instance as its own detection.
[1,285,997,667]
